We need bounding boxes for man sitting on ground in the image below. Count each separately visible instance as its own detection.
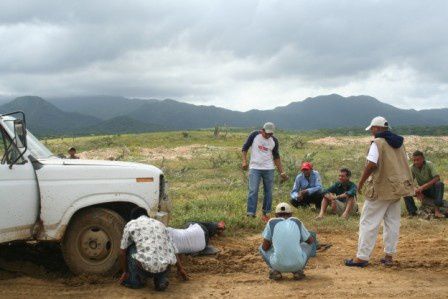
[167,221,225,278]
[317,168,358,220]
[119,207,180,291]
[259,202,315,280]
[404,150,445,218]
[290,162,323,210]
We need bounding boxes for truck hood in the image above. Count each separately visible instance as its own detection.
[38,158,161,173]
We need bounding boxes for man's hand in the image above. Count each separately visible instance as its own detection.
[242,161,249,171]
[297,190,307,200]
[415,186,424,194]
[177,268,189,281]
[119,272,129,284]
[357,183,363,195]
[280,172,289,182]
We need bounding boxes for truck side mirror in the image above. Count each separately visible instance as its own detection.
[14,119,27,149]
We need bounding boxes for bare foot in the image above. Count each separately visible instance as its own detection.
[315,215,324,220]
[434,210,445,218]
[341,213,349,220]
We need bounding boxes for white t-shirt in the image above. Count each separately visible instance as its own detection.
[367,142,379,164]
[167,223,206,254]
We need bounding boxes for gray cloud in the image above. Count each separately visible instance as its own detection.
[0,0,447,110]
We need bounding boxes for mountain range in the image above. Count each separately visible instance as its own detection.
[1,94,448,137]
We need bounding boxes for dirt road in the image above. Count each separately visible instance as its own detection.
[1,226,447,298]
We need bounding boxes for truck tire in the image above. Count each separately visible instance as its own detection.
[61,207,125,275]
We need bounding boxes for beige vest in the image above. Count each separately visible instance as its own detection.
[364,138,414,200]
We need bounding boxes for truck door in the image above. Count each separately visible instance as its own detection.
[0,126,39,243]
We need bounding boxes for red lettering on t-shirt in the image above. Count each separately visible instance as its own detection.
[258,145,269,152]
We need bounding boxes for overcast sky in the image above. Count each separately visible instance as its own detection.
[0,0,447,111]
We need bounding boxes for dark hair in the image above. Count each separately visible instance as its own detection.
[340,168,351,177]
[69,147,76,151]
[130,207,148,220]
[413,150,424,158]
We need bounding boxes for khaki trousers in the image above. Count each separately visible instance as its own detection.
[356,199,401,261]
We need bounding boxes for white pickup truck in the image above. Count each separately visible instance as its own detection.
[0,111,172,275]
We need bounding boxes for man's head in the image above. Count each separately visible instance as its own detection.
[130,207,149,220]
[365,116,389,136]
[412,150,425,168]
[275,202,293,218]
[338,168,351,183]
[261,122,275,139]
[301,162,313,177]
[68,147,77,157]
[216,221,226,235]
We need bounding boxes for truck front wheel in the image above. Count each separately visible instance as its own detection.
[61,208,125,275]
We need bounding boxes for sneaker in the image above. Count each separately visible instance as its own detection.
[293,270,306,280]
[247,213,256,218]
[261,214,270,223]
[269,269,282,280]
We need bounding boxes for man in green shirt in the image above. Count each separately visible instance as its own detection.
[316,168,358,220]
[404,150,445,218]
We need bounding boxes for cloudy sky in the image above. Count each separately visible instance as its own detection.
[0,0,447,111]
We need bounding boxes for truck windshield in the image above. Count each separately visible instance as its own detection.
[3,120,54,159]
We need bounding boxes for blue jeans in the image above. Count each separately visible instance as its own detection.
[122,245,169,290]
[259,243,312,272]
[247,169,274,215]
[404,182,445,215]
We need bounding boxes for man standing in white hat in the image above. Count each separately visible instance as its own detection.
[259,202,315,280]
[242,122,289,222]
[345,116,414,267]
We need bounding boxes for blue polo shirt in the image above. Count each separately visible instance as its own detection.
[262,217,311,272]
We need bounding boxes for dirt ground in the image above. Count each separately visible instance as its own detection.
[1,224,447,299]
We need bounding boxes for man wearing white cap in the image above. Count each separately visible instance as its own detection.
[345,116,414,267]
[242,122,289,222]
[259,202,315,280]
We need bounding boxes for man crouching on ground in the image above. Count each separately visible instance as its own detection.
[119,207,179,291]
[259,202,315,280]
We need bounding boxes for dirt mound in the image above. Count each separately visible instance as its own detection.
[79,144,224,161]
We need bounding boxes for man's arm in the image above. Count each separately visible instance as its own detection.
[241,131,258,170]
[290,175,302,199]
[338,183,357,199]
[357,162,378,193]
[118,249,129,283]
[418,175,440,192]
[262,239,272,251]
[176,254,188,281]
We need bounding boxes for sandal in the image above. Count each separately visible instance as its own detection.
[380,258,393,267]
[344,259,369,268]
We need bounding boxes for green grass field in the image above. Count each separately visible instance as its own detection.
[44,130,448,234]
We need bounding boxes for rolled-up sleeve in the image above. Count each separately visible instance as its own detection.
[290,174,302,199]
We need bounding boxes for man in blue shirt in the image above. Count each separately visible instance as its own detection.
[290,162,324,209]
[259,202,315,280]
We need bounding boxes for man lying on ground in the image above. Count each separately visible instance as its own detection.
[119,207,180,291]
[404,150,445,218]
[259,202,316,281]
[290,162,324,210]
[317,168,358,220]
[167,221,226,279]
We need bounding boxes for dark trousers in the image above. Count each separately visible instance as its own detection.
[122,245,169,290]
[290,191,323,209]
[404,182,444,215]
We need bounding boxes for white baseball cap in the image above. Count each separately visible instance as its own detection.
[263,122,275,134]
[275,202,292,214]
[365,116,390,131]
